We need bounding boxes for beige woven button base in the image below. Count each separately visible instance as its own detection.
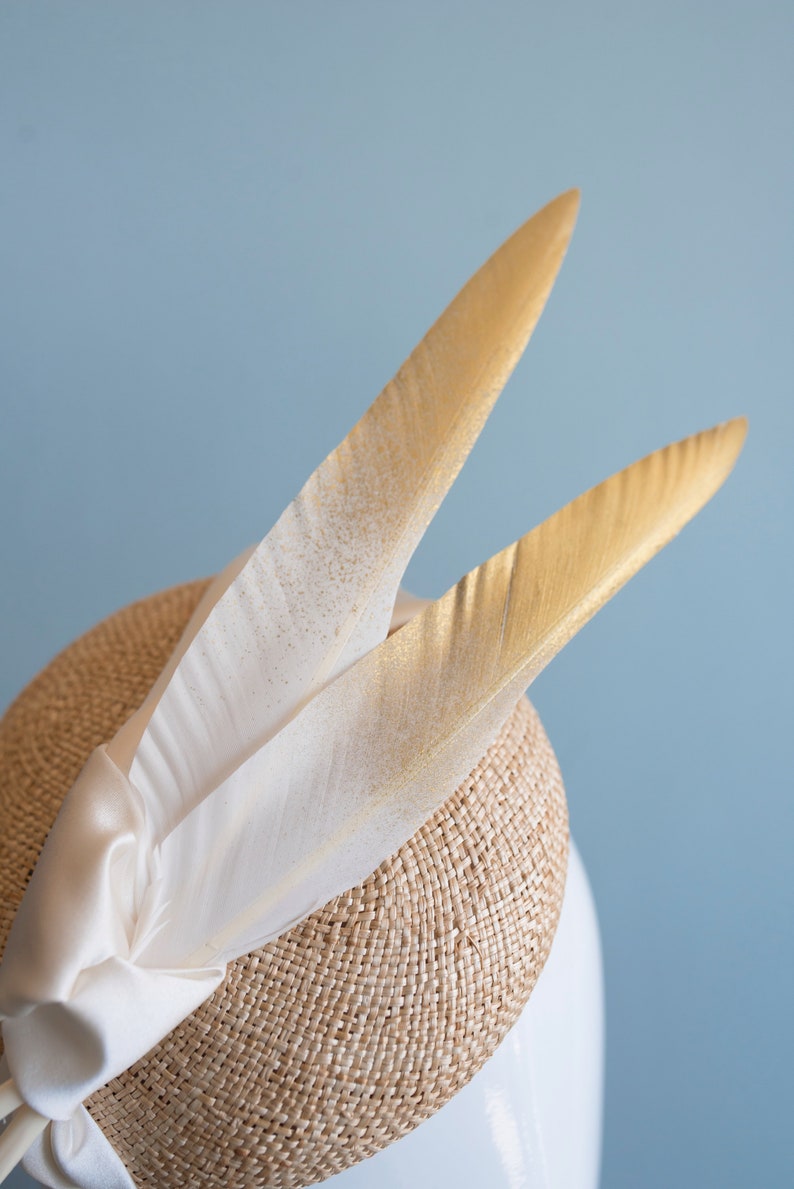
[0,580,569,1188]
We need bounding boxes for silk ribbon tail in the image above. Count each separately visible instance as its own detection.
[22,1105,135,1189]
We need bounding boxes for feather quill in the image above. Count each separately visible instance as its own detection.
[138,418,746,968]
[119,191,580,844]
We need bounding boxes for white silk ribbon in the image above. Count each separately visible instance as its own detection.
[0,599,425,1185]
[23,1106,135,1189]
[0,748,223,1184]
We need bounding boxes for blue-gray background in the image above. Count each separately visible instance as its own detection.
[1,3,791,1186]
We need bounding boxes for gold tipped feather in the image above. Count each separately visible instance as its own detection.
[305,186,582,690]
[398,417,748,717]
[163,419,746,966]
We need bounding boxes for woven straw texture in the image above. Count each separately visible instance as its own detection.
[0,580,569,1188]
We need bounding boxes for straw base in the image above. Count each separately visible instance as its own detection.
[0,581,568,1187]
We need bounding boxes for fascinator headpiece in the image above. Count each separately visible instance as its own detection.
[0,191,745,1187]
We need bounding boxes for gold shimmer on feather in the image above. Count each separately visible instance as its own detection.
[408,417,750,714]
[183,420,746,966]
[369,419,749,820]
[303,187,581,692]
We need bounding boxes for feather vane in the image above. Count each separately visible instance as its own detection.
[140,418,747,968]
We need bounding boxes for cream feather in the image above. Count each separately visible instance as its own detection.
[138,419,746,968]
[120,191,580,845]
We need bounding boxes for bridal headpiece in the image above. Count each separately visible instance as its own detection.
[0,191,745,1187]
